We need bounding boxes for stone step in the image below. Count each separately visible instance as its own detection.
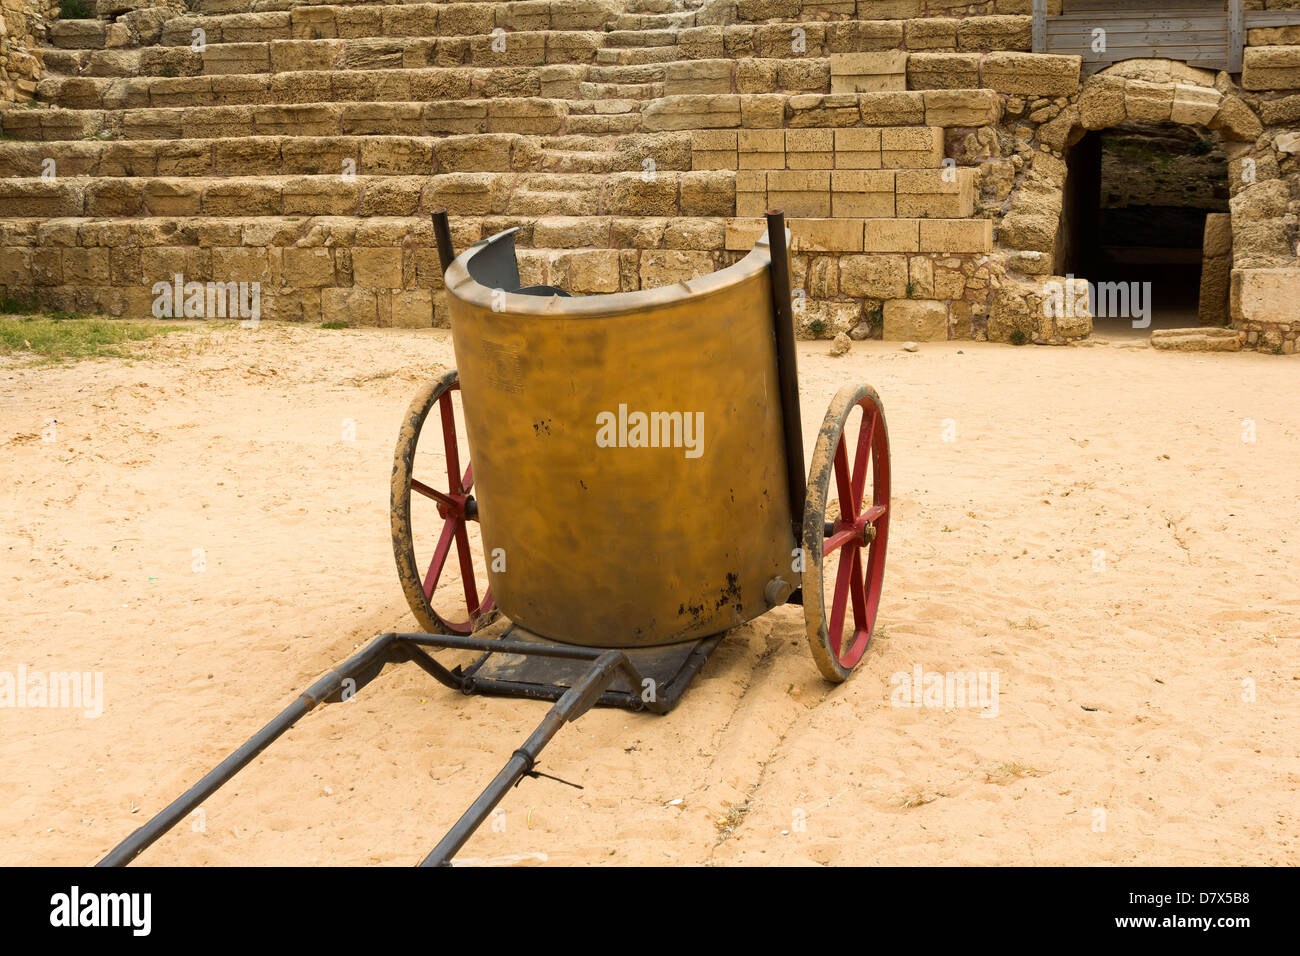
[0,133,695,179]
[614,12,697,31]
[0,212,992,330]
[0,165,987,225]
[198,0,553,12]
[42,38,605,80]
[626,0,698,14]
[603,29,678,48]
[585,63,669,85]
[596,47,681,65]
[537,149,616,173]
[62,31,609,72]
[149,3,623,49]
[576,82,664,100]
[0,170,728,219]
[0,89,1005,142]
[35,68,676,111]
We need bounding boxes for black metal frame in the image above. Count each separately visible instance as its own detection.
[97,631,717,868]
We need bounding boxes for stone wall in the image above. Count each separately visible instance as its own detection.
[0,0,50,105]
[967,51,1300,351]
[1,0,1298,349]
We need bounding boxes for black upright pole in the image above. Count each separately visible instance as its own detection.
[431,209,455,275]
[765,210,806,542]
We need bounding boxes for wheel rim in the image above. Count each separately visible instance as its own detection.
[824,396,889,668]
[803,387,890,680]
[392,373,494,635]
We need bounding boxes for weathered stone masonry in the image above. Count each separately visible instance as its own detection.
[0,0,1298,350]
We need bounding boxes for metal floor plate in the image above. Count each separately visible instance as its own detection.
[466,622,723,700]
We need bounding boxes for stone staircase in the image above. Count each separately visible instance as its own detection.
[3,0,1292,346]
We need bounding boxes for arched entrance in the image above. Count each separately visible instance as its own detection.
[1060,119,1230,336]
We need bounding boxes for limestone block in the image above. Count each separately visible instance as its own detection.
[788,93,864,128]
[322,287,377,326]
[830,52,908,94]
[643,95,741,130]
[786,129,833,169]
[881,126,943,168]
[61,247,110,285]
[1125,80,1174,122]
[738,129,784,169]
[894,167,975,218]
[791,219,863,253]
[640,250,716,288]
[282,247,336,288]
[691,130,738,170]
[834,128,882,169]
[390,289,433,329]
[1150,329,1242,351]
[922,88,1002,127]
[905,17,958,51]
[982,52,1080,97]
[1209,96,1264,142]
[735,170,767,217]
[907,53,980,91]
[664,59,732,97]
[857,91,925,126]
[918,218,992,253]
[680,169,736,217]
[1078,75,1127,129]
[840,254,908,299]
[830,170,894,218]
[740,94,786,129]
[1242,46,1300,92]
[768,169,831,218]
[551,250,620,294]
[863,218,919,253]
[883,299,948,341]
[1236,268,1300,324]
[1170,83,1221,126]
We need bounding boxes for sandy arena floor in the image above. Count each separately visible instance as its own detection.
[1,324,1296,866]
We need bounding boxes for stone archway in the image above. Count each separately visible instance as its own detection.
[992,58,1297,350]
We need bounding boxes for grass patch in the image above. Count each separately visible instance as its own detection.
[319,320,349,330]
[0,312,187,364]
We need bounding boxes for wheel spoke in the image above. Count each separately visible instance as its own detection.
[453,520,480,616]
[850,408,876,507]
[833,436,856,522]
[411,477,458,510]
[438,391,462,493]
[828,545,856,658]
[422,516,457,600]
[847,546,868,635]
[823,528,859,554]
[863,503,887,525]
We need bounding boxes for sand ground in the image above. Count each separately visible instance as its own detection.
[1,324,1296,866]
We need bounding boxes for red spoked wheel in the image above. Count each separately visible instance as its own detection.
[391,369,495,635]
[801,384,891,682]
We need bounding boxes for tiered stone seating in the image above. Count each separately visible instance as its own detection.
[5,0,1294,347]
